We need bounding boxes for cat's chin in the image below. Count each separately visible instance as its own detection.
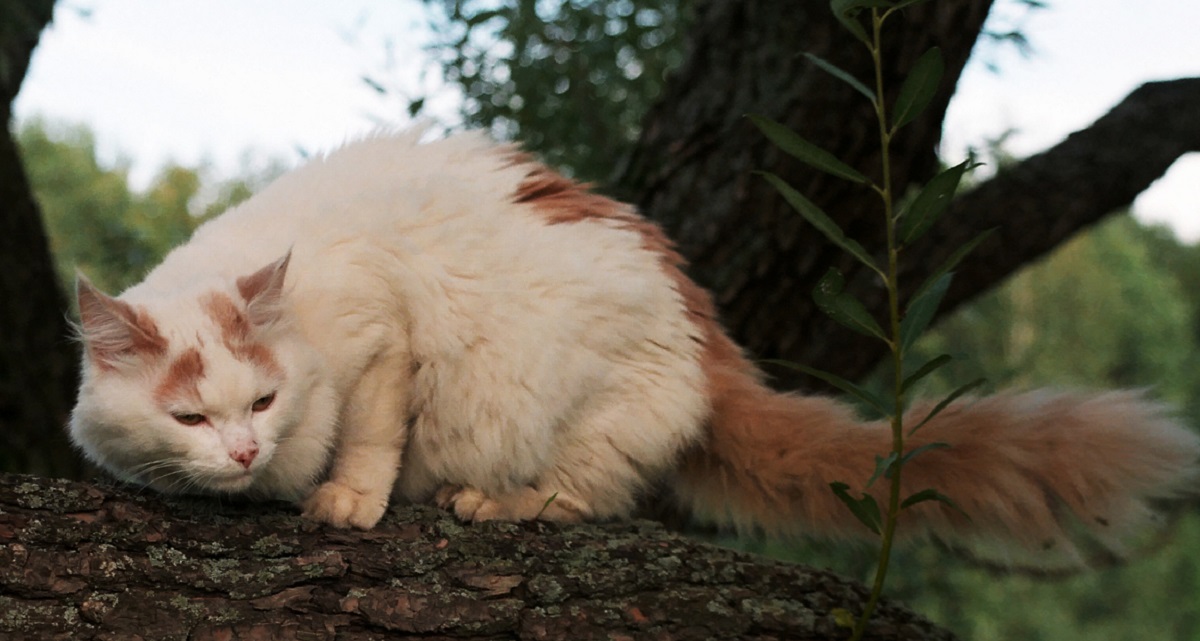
[196,471,257,495]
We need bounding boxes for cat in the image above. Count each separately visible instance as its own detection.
[70,129,1200,570]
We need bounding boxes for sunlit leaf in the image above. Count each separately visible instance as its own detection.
[756,172,881,275]
[749,115,869,184]
[764,359,890,417]
[814,268,888,341]
[804,52,875,102]
[891,47,943,130]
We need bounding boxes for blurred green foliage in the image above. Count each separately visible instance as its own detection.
[17,119,282,297]
[421,0,691,182]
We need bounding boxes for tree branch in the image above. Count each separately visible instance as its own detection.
[833,77,1200,384]
[618,0,997,389]
[920,77,1200,323]
[0,0,85,478]
[0,473,957,640]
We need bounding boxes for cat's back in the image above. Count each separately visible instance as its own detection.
[134,131,689,352]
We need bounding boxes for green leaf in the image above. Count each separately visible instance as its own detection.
[899,273,952,351]
[891,47,943,130]
[756,172,882,275]
[748,115,869,184]
[764,359,890,417]
[899,441,950,466]
[908,378,986,435]
[829,0,894,45]
[803,52,875,102]
[465,8,503,26]
[831,482,883,534]
[534,492,560,519]
[898,160,974,245]
[901,488,968,518]
[833,608,857,629]
[407,98,426,117]
[362,75,387,94]
[900,353,952,394]
[911,228,994,302]
[867,452,899,487]
[813,268,887,341]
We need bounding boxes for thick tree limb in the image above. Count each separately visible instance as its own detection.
[917,78,1200,324]
[0,0,84,478]
[620,0,1200,388]
[618,0,996,388]
[0,473,957,641]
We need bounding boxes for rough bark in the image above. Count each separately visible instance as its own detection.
[0,473,957,641]
[617,0,994,388]
[0,0,84,478]
[917,78,1200,323]
[620,0,1200,388]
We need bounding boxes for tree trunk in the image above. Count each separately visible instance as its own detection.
[619,0,1200,388]
[0,473,958,641]
[0,0,84,478]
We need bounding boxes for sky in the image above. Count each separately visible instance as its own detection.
[13,0,1200,242]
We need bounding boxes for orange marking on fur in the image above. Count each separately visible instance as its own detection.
[202,291,252,343]
[511,156,835,533]
[200,291,285,380]
[511,161,739,382]
[78,285,169,370]
[154,347,206,405]
[129,307,170,356]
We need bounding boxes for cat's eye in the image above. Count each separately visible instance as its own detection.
[251,392,276,412]
[172,413,206,426]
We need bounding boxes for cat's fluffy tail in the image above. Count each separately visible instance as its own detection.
[674,343,1200,571]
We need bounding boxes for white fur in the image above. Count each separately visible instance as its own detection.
[71,131,708,527]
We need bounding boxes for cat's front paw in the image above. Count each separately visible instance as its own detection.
[302,481,388,529]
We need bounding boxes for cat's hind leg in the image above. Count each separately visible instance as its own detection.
[435,484,592,522]
[436,370,708,524]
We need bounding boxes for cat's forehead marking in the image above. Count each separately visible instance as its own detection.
[200,291,284,380]
[154,347,205,405]
[201,291,251,343]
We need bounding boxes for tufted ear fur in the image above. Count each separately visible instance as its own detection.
[235,251,291,328]
[75,275,167,369]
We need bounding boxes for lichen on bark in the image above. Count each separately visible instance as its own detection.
[0,472,956,640]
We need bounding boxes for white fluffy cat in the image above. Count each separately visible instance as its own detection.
[70,130,1200,569]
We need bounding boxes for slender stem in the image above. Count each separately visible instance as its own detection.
[850,8,907,640]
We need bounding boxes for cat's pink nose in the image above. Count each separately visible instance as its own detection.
[231,444,259,469]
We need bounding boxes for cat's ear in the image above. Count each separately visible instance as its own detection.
[236,251,291,327]
[75,274,168,369]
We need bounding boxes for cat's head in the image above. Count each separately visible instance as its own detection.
[70,252,328,498]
